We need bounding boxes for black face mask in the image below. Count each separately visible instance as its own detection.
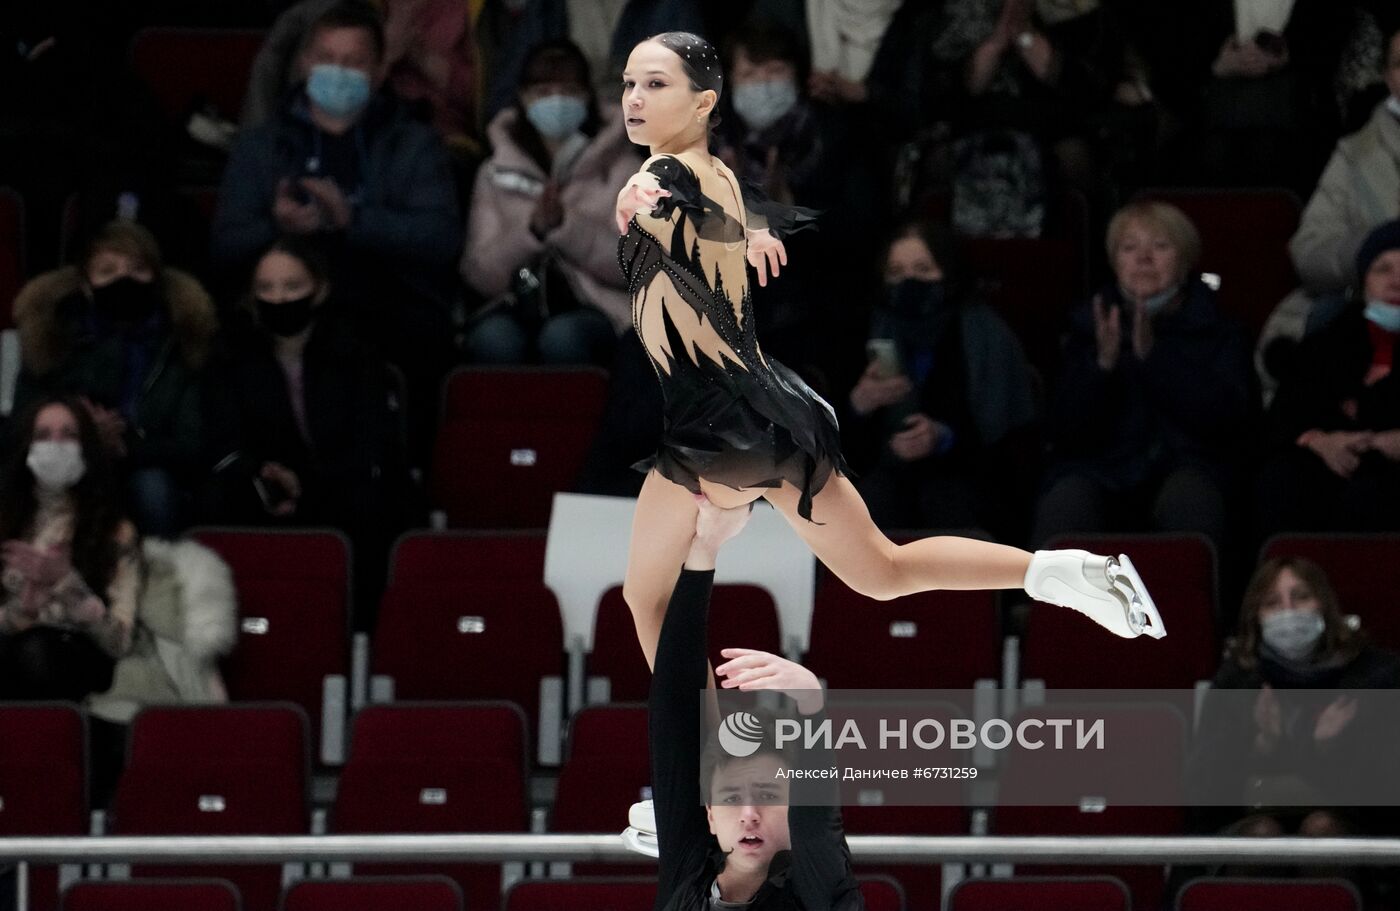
[886,278,947,318]
[257,295,318,337]
[91,276,158,322]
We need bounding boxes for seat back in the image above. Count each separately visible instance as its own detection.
[430,367,608,527]
[63,879,241,911]
[1025,534,1217,688]
[589,584,781,701]
[1176,877,1361,911]
[950,876,1130,911]
[808,577,1000,689]
[129,27,265,122]
[282,876,463,911]
[189,528,350,741]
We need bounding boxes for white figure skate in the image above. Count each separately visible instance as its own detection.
[621,799,659,857]
[1024,550,1166,639]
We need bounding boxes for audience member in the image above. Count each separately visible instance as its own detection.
[12,220,216,537]
[203,238,414,627]
[461,39,639,366]
[713,19,833,372]
[1032,201,1255,556]
[1189,556,1400,886]
[213,1,461,460]
[844,221,1037,538]
[0,395,138,703]
[1290,27,1400,299]
[1254,220,1400,540]
[1179,0,1352,195]
[482,0,705,121]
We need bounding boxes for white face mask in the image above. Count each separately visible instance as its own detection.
[1260,608,1325,662]
[27,440,86,492]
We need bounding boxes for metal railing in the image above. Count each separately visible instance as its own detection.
[4,833,1398,865]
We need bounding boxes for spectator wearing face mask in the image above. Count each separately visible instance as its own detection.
[461,39,641,366]
[1188,556,1400,866]
[843,221,1037,538]
[203,238,414,628]
[0,395,139,703]
[12,221,217,537]
[1254,220,1400,541]
[213,1,460,461]
[1032,201,1255,560]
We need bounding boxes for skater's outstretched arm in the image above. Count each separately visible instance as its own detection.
[649,498,752,896]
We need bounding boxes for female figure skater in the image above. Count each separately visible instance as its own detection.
[615,32,1163,665]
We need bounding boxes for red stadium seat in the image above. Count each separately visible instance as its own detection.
[113,705,309,911]
[333,705,528,911]
[371,578,564,747]
[429,367,608,528]
[1136,188,1301,337]
[994,704,1187,911]
[950,876,1130,911]
[63,879,241,911]
[552,705,651,875]
[588,584,782,702]
[1263,534,1400,651]
[1176,877,1361,911]
[857,876,905,911]
[282,876,463,911]
[843,805,967,911]
[0,703,86,911]
[0,187,24,329]
[504,877,657,911]
[388,530,547,583]
[128,28,265,122]
[807,573,1001,689]
[1023,534,1218,688]
[189,528,351,763]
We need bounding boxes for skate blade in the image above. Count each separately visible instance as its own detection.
[621,826,659,858]
[1109,554,1166,639]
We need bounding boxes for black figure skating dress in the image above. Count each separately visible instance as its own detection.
[617,152,847,521]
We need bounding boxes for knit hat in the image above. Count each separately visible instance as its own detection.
[1355,219,1400,281]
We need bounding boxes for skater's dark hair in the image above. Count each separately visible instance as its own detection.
[699,706,793,806]
[647,32,723,100]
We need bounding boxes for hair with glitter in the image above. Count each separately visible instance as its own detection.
[647,31,723,100]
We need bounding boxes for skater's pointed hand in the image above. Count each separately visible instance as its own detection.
[616,174,671,234]
[716,647,823,715]
[746,228,787,287]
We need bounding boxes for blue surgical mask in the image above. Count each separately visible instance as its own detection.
[525,94,588,140]
[307,64,372,119]
[732,78,798,132]
[1365,298,1400,333]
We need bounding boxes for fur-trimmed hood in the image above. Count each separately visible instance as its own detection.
[12,266,219,377]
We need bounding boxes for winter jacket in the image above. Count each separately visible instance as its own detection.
[461,108,640,332]
[1047,278,1256,490]
[88,538,237,723]
[1290,101,1400,294]
[1268,305,1400,441]
[202,312,410,530]
[12,267,216,474]
[213,92,462,307]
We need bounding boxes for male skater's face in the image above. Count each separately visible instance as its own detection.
[706,754,792,874]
